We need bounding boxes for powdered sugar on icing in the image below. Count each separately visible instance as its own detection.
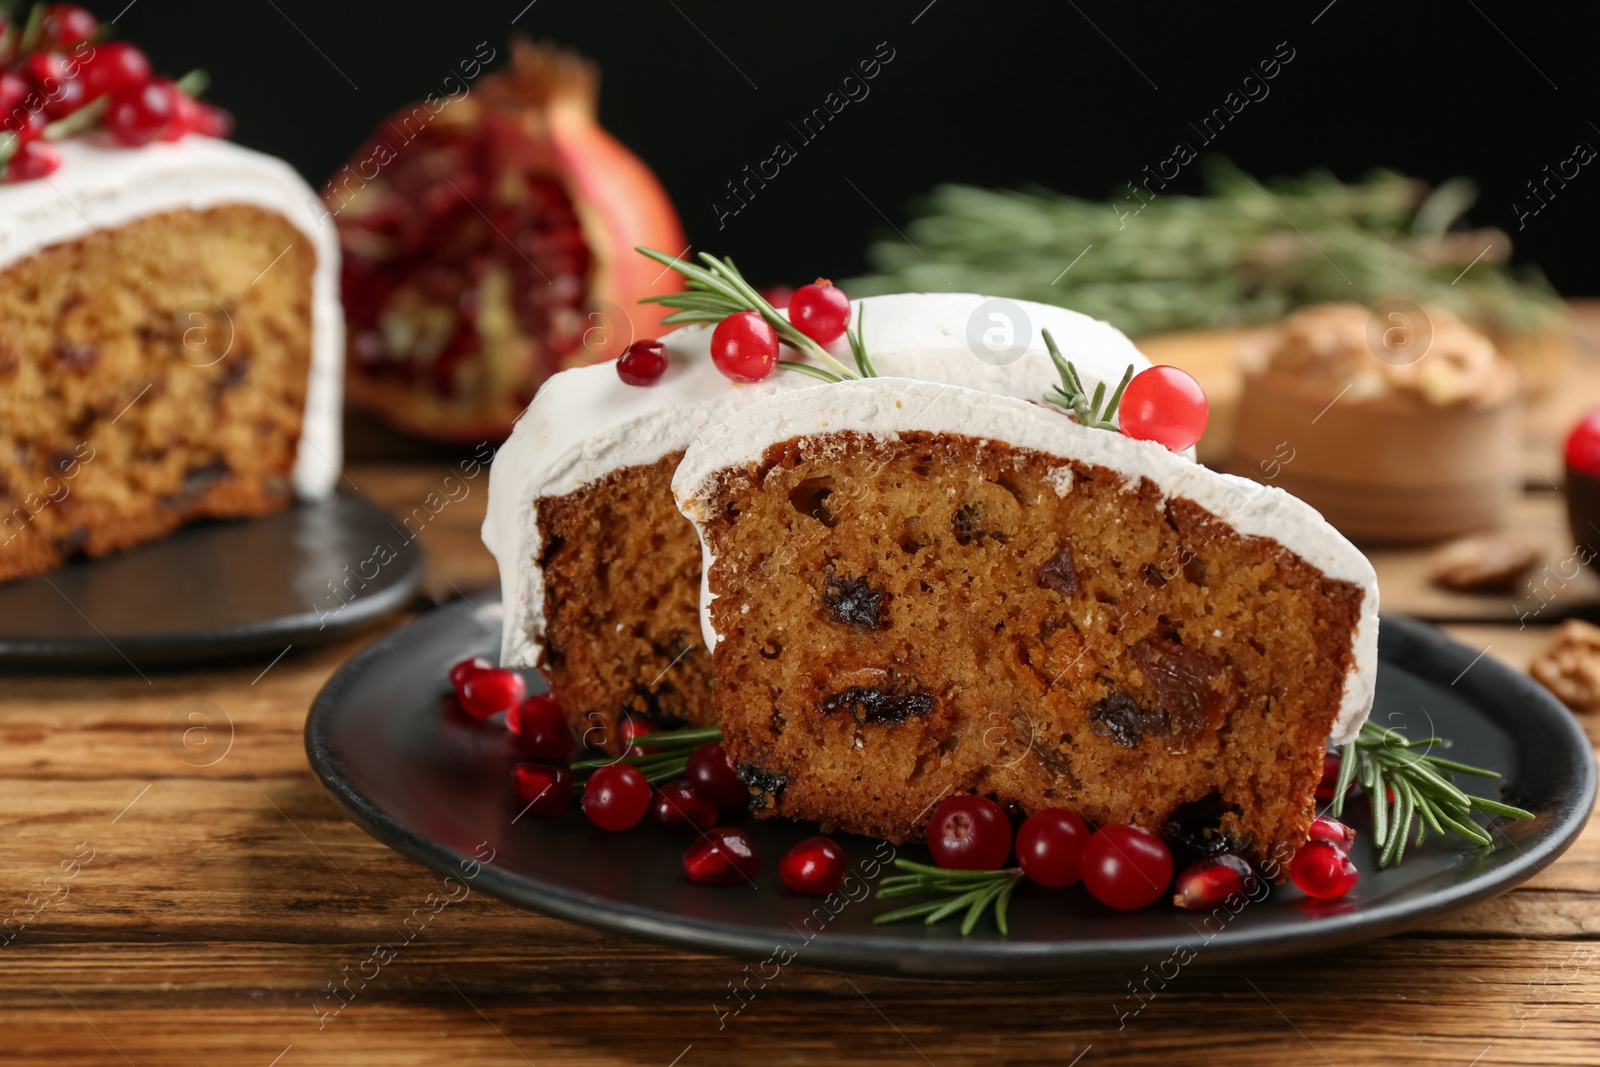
[673,376,1379,745]
[483,292,1151,668]
[0,134,344,497]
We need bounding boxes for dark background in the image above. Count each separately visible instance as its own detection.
[95,0,1599,293]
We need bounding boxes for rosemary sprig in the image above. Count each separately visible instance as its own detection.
[874,859,1024,935]
[570,725,723,790]
[1041,328,1133,430]
[17,1,42,54]
[1332,721,1535,869]
[635,248,864,382]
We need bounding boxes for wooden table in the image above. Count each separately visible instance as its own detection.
[3,460,1598,1067]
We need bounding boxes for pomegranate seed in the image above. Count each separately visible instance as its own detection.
[709,311,778,383]
[42,4,98,48]
[779,836,845,894]
[1118,365,1209,453]
[6,140,60,181]
[650,779,717,832]
[458,667,526,719]
[582,763,650,831]
[683,827,761,884]
[105,82,172,145]
[1308,815,1357,849]
[1172,853,1259,910]
[616,338,667,385]
[448,656,491,693]
[1290,839,1360,900]
[1314,752,1350,801]
[511,763,572,817]
[927,795,1012,871]
[684,743,748,811]
[507,693,572,760]
[80,41,150,99]
[1081,825,1174,910]
[1016,808,1091,887]
[618,716,657,756]
[788,279,852,344]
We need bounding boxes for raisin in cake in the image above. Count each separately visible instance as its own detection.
[483,294,1148,752]
[0,135,342,582]
[673,374,1378,870]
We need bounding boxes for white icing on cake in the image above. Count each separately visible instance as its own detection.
[673,376,1380,745]
[482,293,1149,669]
[0,134,344,497]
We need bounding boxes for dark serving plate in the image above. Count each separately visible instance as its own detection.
[0,491,424,671]
[306,597,1595,978]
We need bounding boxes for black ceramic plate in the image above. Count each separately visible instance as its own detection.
[307,597,1595,977]
[0,491,424,671]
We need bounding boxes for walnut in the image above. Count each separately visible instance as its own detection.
[1428,534,1538,591]
[1529,619,1600,713]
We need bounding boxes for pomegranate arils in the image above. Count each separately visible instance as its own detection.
[684,742,749,811]
[583,763,650,831]
[80,41,150,99]
[617,339,667,385]
[1308,814,1357,849]
[507,692,572,760]
[927,795,1012,871]
[683,827,761,884]
[710,311,779,383]
[1081,824,1174,910]
[511,763,572,817]
[650,780,717,832]
[1016,808,1091,887]
[458,666,526,718]
[1290,839,1359,899]
[6,140,60,181]
[779,836,846,895]
[42,5,98,48]
[788,279,852,344]
[448,655,491,692]
[1172,853,1259,910]
[106,82,172,145]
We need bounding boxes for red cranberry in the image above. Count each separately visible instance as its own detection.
[618,716,657,756]
[1172,853,1258,910]
[507,693,572,760]
[684,743,748,811]
[21,52,69,98]
[80,41,150,99]
[1566,410,1600,477]
[0,71,28,113]
[582,763,650,831]
[1080,824,1174,910]
[448,655,491,694]
[6,140,59,181]
[683,827,761,884]
[927,795,1012,871]
[1314,752,1350,801]
[650,780,717,832]
[511,763,572,817]
[709,311,778,383]
[1015,808,1091,887]
[758,285,794,310]
[1308,815,1357,849]
[458,667,526,719]
[105,82,172,145]
[160,84,202,142]
[616,339,667,385]
[1290,839,1359,900]
[42,5,98,48]
[39,72,85,119]
[788,279,852,344]
[779,836,845,895]
[1,106,45,144]
[191,101,232,139]
[1118,365,1209,453]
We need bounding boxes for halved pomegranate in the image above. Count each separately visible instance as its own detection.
[327,38,685,441]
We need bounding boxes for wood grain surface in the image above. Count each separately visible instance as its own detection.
[2,448,1598,1066]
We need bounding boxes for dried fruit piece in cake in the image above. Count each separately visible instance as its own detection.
[674,376,1378,873]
